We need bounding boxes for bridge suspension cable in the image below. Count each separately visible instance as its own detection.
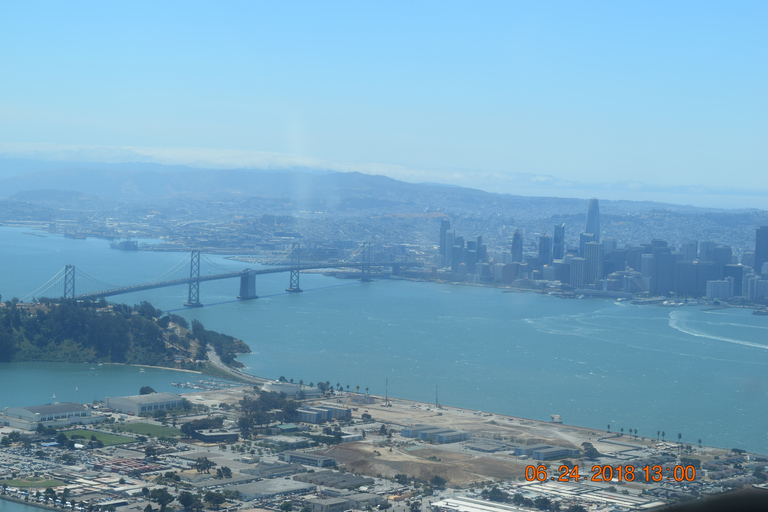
[75,268,122,290]
[21,268,67,302]
[145,252,192,283]
[263,244,295,266]
[201,254,237,273]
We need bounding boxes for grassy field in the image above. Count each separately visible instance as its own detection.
[111,423,181,438]
[62,430,135,446]
[0,476,65,488]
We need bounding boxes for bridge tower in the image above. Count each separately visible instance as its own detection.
[238,269,258,300]
[361,242,372,282]
[63,264,76,299]
[286,243,303,292]
[185,250,203,307]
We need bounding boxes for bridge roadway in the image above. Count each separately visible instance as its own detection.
[73,263,366,300]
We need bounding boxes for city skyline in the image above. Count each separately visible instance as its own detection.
[1,2,766,209]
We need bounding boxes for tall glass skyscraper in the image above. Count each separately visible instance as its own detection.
[756,226,768,276]
[553,223,565,260]
[585,198,600,242]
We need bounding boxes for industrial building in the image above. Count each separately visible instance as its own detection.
[105,392,183,415]
[295,404,351,424]
[400,424,471,444]
[2,402,97,430]
[279,451,336,467]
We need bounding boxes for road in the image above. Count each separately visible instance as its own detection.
[205,348,268,386]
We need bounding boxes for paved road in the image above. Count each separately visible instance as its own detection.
[205,348,268,386]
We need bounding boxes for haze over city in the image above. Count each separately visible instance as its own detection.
[1,1,766,209]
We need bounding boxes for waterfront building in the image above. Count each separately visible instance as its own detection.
[706,278,733,300]
[2,402,96,430]
[570,257,586,289]
[262,381,323,398]
[105,392,183,415]
[585,198,600,242]
[723,264,745,296]
[756,226,768,276]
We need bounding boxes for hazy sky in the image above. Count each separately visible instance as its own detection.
[0,2,766,208]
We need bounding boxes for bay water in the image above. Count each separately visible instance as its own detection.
[1,227,767,454]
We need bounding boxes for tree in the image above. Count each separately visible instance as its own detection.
[430,475,446,489]
[178,492,203,512]
[204,492,226,508]
[581,442,600,460]
[279,501,293,512]
[140,386,156,395]
[221,466,232,479]
[193,456,217,473]
[149,488,174,512]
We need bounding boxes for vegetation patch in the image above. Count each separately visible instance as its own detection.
[0,478,65,488]
[62,430,135,446]
[112,423,181,438]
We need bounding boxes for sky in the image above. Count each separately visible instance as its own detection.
[0,1,766,209]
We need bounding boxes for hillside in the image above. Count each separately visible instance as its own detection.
[0,298,249,368]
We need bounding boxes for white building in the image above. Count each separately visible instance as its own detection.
[106,392,183,415]
[2,402,97,430]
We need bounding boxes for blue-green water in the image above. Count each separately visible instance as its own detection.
[1,227,767,454]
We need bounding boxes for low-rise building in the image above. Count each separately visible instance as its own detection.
[2,403,98,430]
[279,451,336,467]
[105,393,183,415]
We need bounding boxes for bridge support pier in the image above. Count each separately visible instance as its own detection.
[238,270,258,300]
[286,242,303,292]
[63,264,76,299]
[184,250,203,307]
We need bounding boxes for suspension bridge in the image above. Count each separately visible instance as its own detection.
[22,242,383,307]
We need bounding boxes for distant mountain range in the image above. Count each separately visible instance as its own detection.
[0,157,751,216]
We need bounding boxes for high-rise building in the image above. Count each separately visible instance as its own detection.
[585,198,600,242]
[579,232,595,256]
[584,241,604,286]
[444,231,455,268]
[439,220,450,265]
[755,226,768,276]
[511,230,523,263]
[570,257,586,289]
[553,223,565,260]
[538,235,553,266]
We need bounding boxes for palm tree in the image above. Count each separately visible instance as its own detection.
[657,430,660,440]
[607,424,611,432]
[698,438,702,448]
[634,429,638,439]
[620,427,624,437]
[662,431,665,441]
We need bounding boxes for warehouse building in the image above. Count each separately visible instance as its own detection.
[2,402,97,430]
[279,451,337,467]
[105,392,184,415]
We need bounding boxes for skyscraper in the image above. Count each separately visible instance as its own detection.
[755,226,768,276]
[553,223,565,260]
[439,220,450,266]
[511,230,523,263]
[585,198,600,242]
[538,235,552,266]
[584,241,604,286]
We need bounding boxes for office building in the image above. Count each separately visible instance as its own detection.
[756,226,768,276]
[553,223,565,259]
[538,235,552,266]
[439,220,450,266]
[584,241,604,287]
[579,232,595,256]
[511,230,523,263]
[570,257,586,289]
[585,198,600,242]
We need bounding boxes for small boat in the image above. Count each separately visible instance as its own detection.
[139,368,146,374]
[52,394,56,400]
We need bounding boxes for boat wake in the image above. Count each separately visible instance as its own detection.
[668,310,768,350]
